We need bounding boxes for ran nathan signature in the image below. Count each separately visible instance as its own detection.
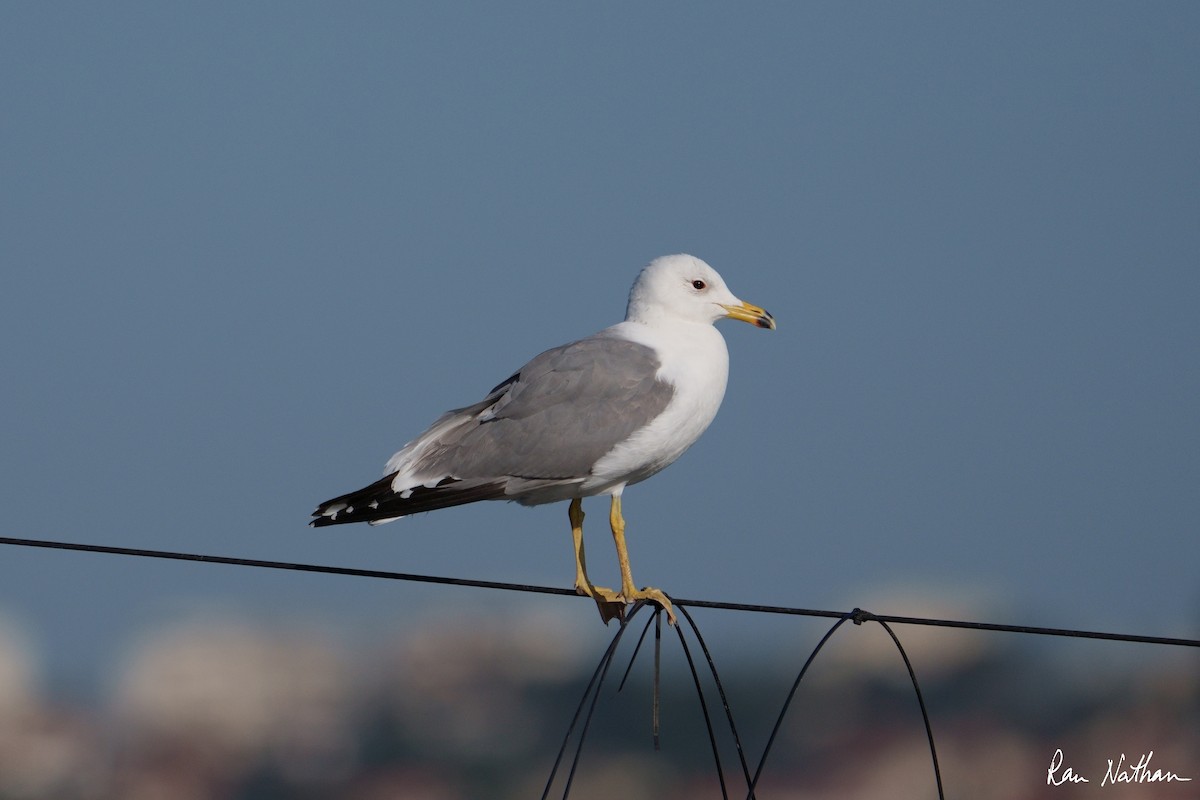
[1048,748,1193,787]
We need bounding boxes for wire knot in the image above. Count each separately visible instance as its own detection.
[849,607,875,626]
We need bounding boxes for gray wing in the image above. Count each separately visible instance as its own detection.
[310,332,676,527]
[440,332,674,480]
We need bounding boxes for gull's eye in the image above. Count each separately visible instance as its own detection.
[691,279,707,290]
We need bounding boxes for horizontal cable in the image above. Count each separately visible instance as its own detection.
[1,535,1197,649]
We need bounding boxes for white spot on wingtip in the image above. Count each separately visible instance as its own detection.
[322,502,349,520]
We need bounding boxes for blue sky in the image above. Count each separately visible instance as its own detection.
[1,3,1197,690]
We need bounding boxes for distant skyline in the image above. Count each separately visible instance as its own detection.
[1,605,1191,797]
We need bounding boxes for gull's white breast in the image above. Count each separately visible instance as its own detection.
[583,319,730,493]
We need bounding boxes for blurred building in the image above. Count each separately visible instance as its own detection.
[0,604,1193,798]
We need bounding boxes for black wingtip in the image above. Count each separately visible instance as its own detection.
[309,474,398,527]
[308,473,508,528]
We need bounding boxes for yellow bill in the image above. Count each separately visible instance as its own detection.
[721,301,776,330]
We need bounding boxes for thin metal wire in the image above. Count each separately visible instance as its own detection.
[616,609,657,693]
[3,535,1196,648]
[676,604,755,796]
[548,601,742,800]
[653,609,662,751]
[557,604,948,800]
[748,614,852,797]
[671,612,735,800]
[619,606,657,695]
[539,628,612,800]
[866,612,945,800]
[540,606,638,800]
[614,603,662,749]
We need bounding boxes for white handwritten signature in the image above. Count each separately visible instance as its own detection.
[1048,748,1193,786]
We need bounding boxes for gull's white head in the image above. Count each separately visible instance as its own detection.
[625,254,776,330]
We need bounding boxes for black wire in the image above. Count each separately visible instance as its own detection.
[563,622,624,799]
[672,612,731,800]
[617,609,657,693]
[677,603,755,796]
[653,609,662,751]
[748,614,851,797]
[861,611,945,800]
[746,610,948,799]
[540,607,636,800]
[0,535,576,596]
[539,645,607,800]
[2,535,1197,648]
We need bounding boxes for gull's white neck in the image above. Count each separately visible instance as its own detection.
[609,318,729,392]
[588,318,730,489]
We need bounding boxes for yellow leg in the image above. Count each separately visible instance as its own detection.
[608,495,676,625]
[569,498,625,624]
[569,498,592,593]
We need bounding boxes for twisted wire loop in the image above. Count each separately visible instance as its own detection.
[748,613,851,796]
[543,599,754,800]
[852,610,944,800]
[745,608,946,800]
[540,604,639,800]
[543,602,948,800]
[676,604,755,795]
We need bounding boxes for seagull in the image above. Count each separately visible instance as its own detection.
[311,254,775,624]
